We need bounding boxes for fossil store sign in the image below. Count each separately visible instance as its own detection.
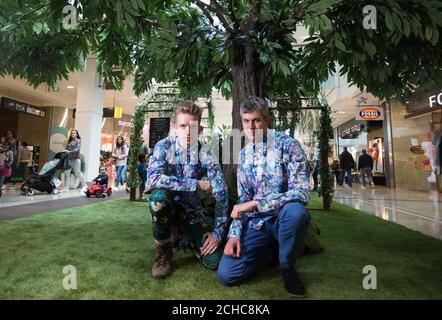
[405,84,442,119]
[355,106,384,121]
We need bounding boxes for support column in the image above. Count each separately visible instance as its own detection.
[74,57,103,182]
[383,101,395,189]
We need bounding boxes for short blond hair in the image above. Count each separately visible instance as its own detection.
[175,101,202,122]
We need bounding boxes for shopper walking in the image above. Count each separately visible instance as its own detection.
[63,129,86,192]
[311,148,320,192]
[0,142,14,197]
[122,144,131,193]
[5,130,18,185]
[137,153,147,200]
[331,157,340,185]
[339,146,355,188]
[18,141,31,179]
[112,136,128,190]
[358,149,375,189]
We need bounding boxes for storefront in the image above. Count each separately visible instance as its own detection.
[101,112,134,153]
[48,106,138,169]
[390,84,442,192]
[0,97,51,172]
[335,109,388,186]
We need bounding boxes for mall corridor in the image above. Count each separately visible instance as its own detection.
[0,188,127,221]
[334,186,442,240]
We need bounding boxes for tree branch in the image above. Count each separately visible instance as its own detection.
[227,0,240,31]
[209,0,235,33]
[191,0,215,24]
[18,3,49,21]
[189,0,234,33]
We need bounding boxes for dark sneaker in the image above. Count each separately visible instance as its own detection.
[151,243,173,279]
[280,268,306,298]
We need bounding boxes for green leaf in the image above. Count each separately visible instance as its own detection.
[32,22,43,34]
[125,5,141,17]
[282,18,296,26]
[116,1,123,26]
[431,27,439,45]
[126,11,136,28]
[402,18,410,37]
[335,39,346,51]
[364,41,376,58]
[425,25,433,41]
[223,49,230,66]
[278,60,290,77]
[130,0,138,10]
[319,15,332,31]
[384,11,394,31]
[269,42,282,50]
[137,0,146,11]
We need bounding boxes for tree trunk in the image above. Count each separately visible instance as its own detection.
[224,46,266,209]
[231,46,266,131]
[321,140,331,210]
[130,187,136,201]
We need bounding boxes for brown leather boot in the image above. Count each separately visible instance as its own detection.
[151,243,173,279]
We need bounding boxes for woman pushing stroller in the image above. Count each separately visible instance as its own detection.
[62,129,87,192]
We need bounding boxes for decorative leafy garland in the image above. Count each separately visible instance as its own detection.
[272,95,334,210]
[127,102,147,201]
[207,96,215,130]
[316,94,334,210]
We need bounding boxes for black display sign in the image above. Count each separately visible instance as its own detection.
[149,118,170,148]
[406,82,442,119]
[0,97,46,118]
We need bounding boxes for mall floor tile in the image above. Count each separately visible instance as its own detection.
[0,187,128,221]
[334,186,442,240]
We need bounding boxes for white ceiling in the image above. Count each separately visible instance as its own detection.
[0,73,146,115]
[0,68,379,130]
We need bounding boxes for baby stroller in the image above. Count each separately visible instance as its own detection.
[20,152,68,196]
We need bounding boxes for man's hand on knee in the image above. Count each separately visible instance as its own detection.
[200,232,219,256]
[197,180,212,193]
[224,237,241,258]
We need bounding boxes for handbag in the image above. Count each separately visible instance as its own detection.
[0,164,12,177]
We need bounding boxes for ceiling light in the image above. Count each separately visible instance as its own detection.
[67,85,75,89]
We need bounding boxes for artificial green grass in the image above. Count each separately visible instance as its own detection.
[0,196,441,300]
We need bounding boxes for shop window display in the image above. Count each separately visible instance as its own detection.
[368,138,384,174]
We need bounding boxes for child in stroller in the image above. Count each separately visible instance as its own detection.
[20,151,68,196]
[85,167,112,198]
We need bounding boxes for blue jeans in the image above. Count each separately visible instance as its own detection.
[115,165,125,188]
[217,202,310,286]
[122,165,128,183]
[340,168,352,186]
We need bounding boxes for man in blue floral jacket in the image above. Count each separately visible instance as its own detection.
[146,101,228,279]
[217,97,311,298]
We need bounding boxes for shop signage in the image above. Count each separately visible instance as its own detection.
[117,120,134,128]
[149,117,170,148]
[428,90,442,108]
[0,97,46,118]
[355,106,384,121]
[410,146,425,154]
[340,124,362,139]
[114,106,123,119]
[406,82,442,119]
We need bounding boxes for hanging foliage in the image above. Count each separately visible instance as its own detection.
[271,98,301,136]
[272,95,333,210]
[127,101,147,201]
[316,94,334,210]
[207,96,215,130]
